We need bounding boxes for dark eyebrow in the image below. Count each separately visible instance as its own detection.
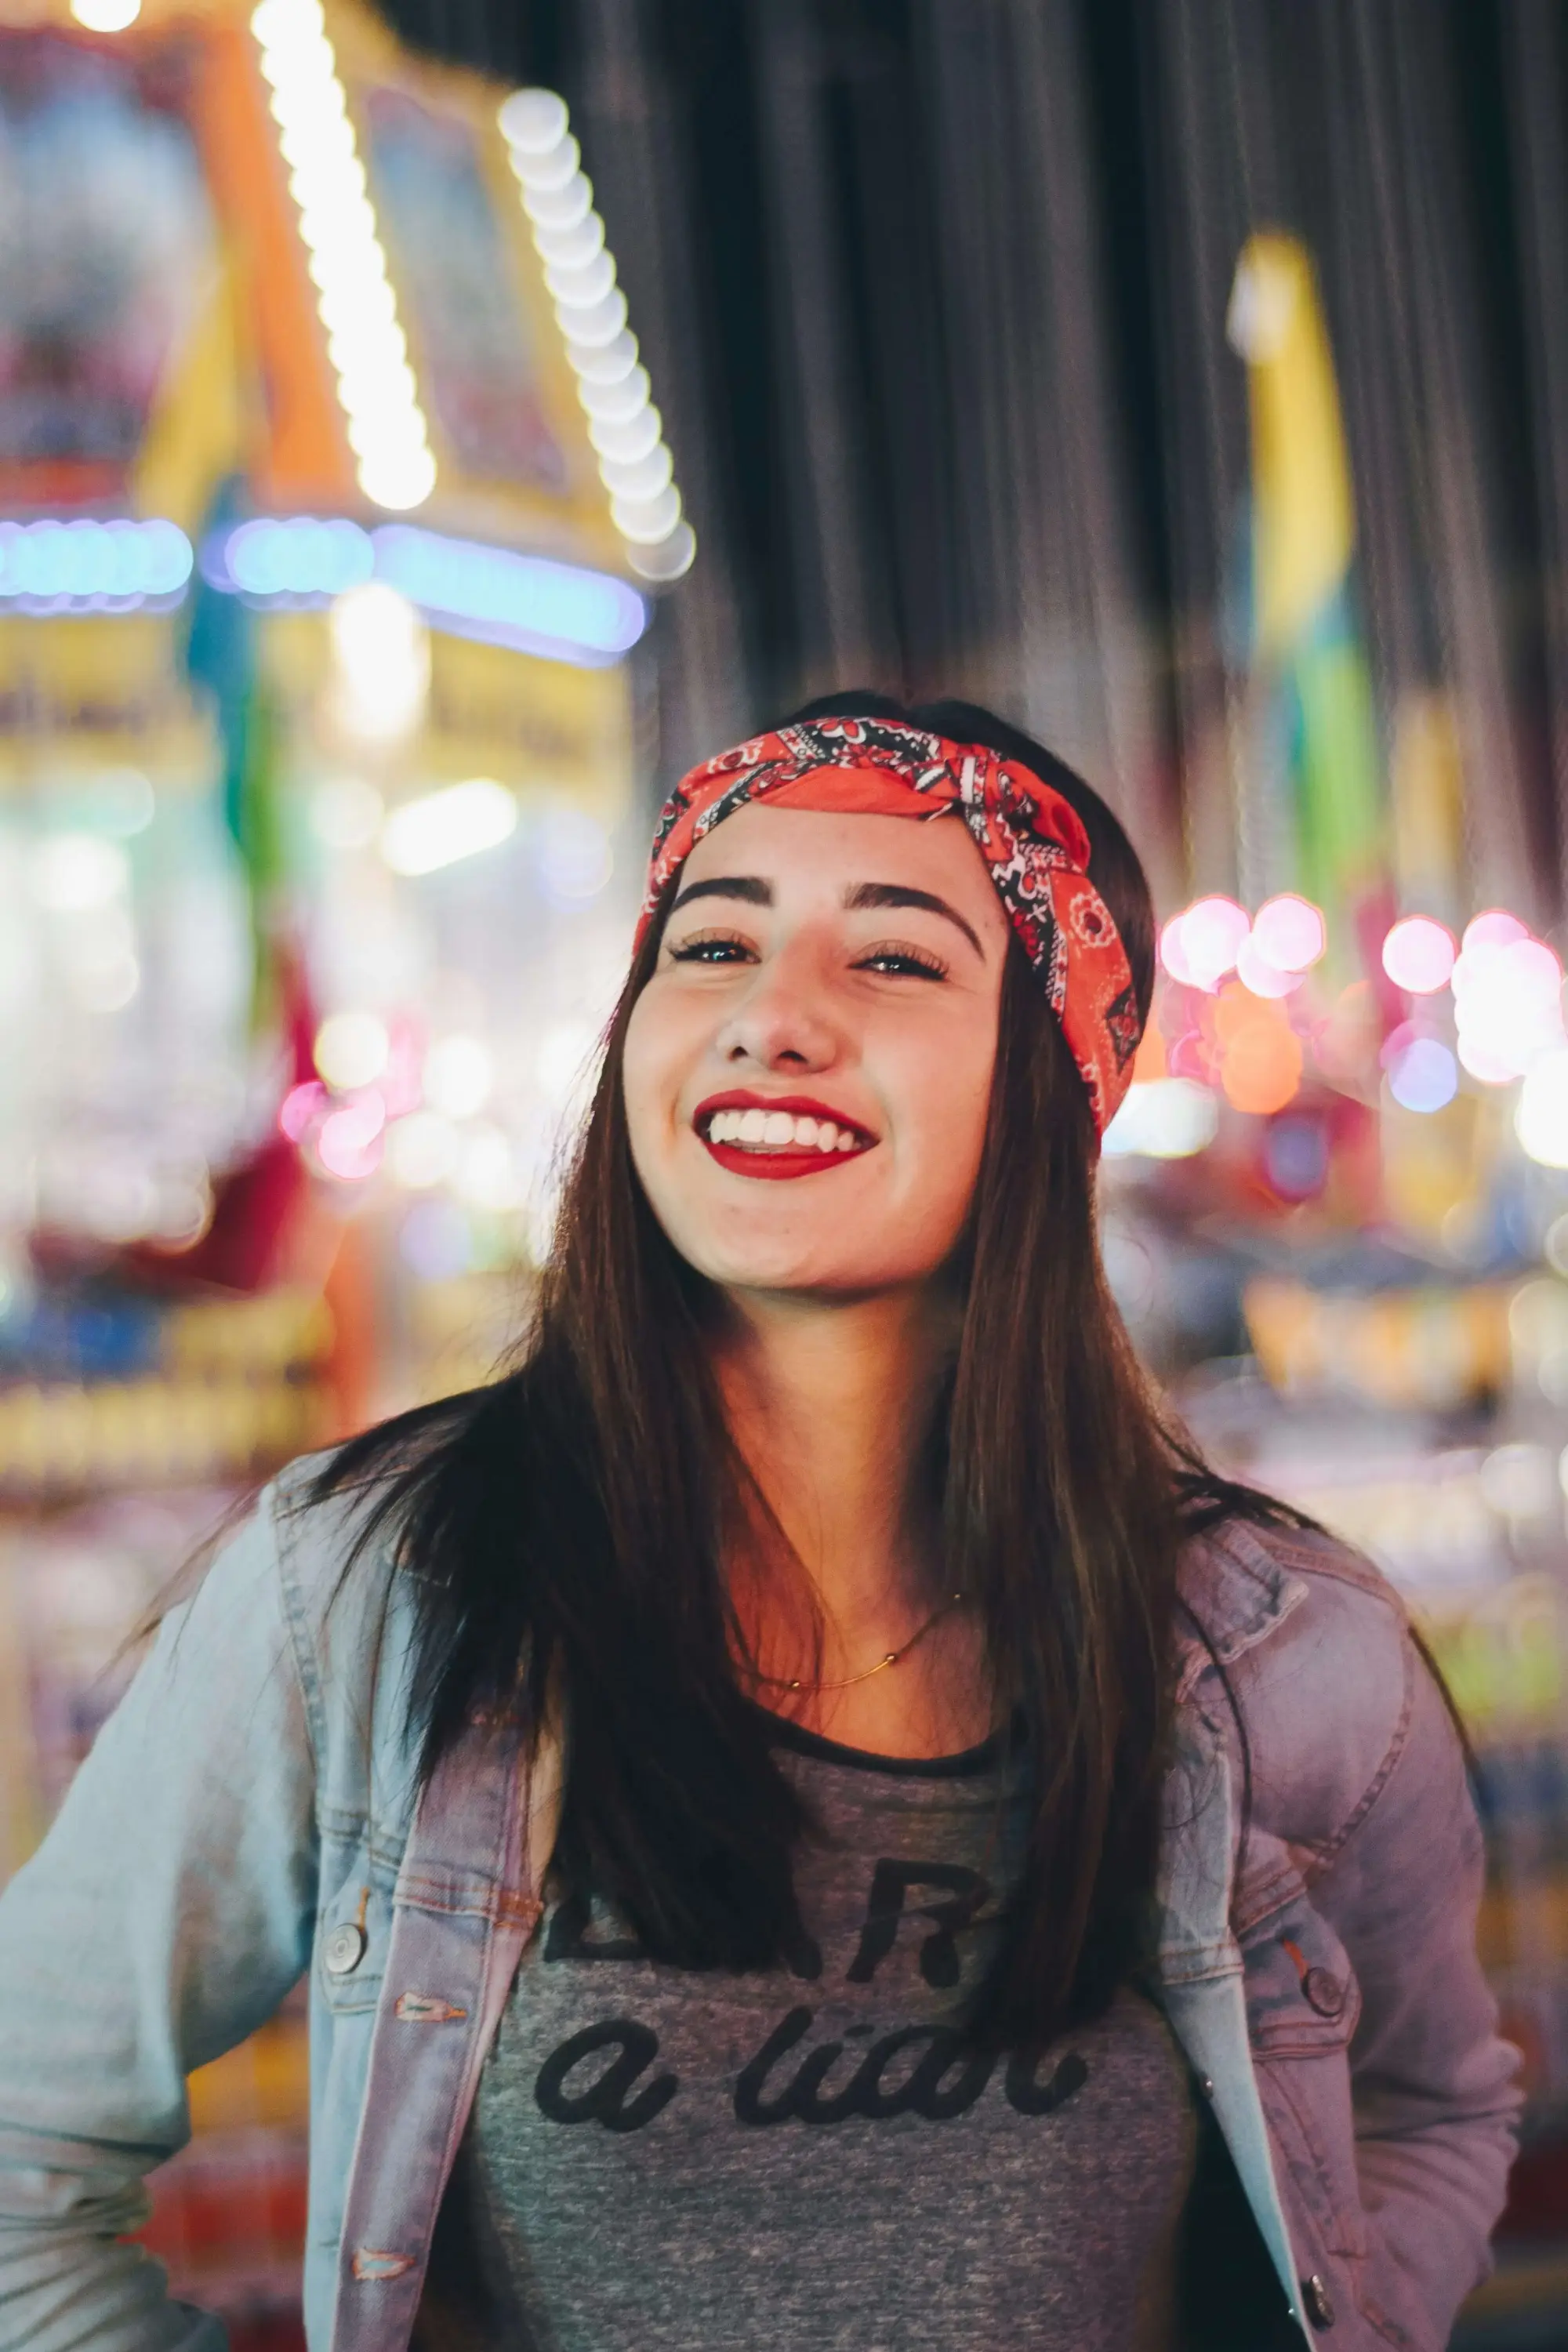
[669,874,774,914]
[843,880,985,958]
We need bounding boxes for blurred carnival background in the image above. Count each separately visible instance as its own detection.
[2,0,1568,2342]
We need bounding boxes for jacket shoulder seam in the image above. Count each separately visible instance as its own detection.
[267,1471,330,1780]
[1300,1624,1418,1883]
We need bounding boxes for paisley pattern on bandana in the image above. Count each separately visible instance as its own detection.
[636,716,1142,1139]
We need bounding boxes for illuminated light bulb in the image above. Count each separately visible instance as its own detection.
[577,365,652,423]
[1518,1048,1568,1167]
[1463,909,1530,954]
[1102,1078,1218,1160]
[1179,896,1250,987]
[317,1098,386,1181]
[254,0,432,511]
[314,1010,390,1091]
[544,251,618,310]
[611,485,683,543]
[589,406,662,464]
[626,523,697,583]
[1250,894,1325,973]
[557,289,630,350]
[532,212,607,270]
[1388,1038,1458,1115]
[71,0,143,33]
[29,833,129,911]
[382,779,519,877]
[423,1033,493,1119]
[567,329,640,384]
[1234,933,1304,1000]
[355,447,438,512]
[328,322,407,376]
[220,514,374,598]
[0,517,191,609]
[336,360,420,416]
[501,85,688,572]
[1381,915,1456,994]
[514,132,582,192]
[521,172,593,231]
[279,112,354,163]
[499,86,569,151]
[599,445,676,504]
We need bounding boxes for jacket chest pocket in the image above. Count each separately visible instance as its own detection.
[317,1863,394,2014]
[1243,1896,1367,2265]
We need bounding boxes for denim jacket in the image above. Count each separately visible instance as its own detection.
[0,1457,1523,2351]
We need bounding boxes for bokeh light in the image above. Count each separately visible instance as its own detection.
[1381,915,1456,994]
[1518,1049,1568,1167]
[1250,894,1326,973]
[1388,1037,1459,1114]
[382,779,518,877]
[1101,1078,1218,1160]
[314,1011,390,1092]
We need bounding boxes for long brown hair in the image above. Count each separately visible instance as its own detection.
[314,691,1287,2049]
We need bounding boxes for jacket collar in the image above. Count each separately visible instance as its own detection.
[1174,1515,1311,1704]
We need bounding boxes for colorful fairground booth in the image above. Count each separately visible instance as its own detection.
[0,0,688,2332]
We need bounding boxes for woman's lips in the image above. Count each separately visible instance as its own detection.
[694,1099,876,1181]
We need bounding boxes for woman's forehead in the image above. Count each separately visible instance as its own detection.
[677,800,998,907]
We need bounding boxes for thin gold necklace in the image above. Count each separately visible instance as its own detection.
[753,1590,967,1693]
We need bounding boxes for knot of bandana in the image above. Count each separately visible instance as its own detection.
[637,715,1143,1139]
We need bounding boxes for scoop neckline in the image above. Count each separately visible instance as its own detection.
[748,1700,1014,1780]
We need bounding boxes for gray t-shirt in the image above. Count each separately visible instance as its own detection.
[419,1715,1196,2351]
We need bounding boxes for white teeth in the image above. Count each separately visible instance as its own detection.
[702,1106,868,1153]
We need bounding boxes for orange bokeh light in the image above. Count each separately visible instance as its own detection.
[1212,982,1304,1113]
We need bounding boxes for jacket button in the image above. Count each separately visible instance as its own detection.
[1302,2273,1336,2328]
[324,1922,368,1976]
[1302,1967,1345,2020]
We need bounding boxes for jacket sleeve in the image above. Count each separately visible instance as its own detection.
[0,1480,320,2352]
[1311,1630,1523,2348]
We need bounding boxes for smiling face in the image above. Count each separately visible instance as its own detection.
[622,801,1011,1298]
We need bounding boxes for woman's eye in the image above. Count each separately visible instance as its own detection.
[854,944,949,980]
[666,931,756,965]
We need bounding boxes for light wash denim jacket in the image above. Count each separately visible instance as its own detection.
[0,1457,1523,2351]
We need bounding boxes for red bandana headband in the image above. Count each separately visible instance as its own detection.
[636,715,1142,1138]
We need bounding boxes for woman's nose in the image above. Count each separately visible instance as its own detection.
[713,957,840,1072]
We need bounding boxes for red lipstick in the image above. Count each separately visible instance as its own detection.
[692,1090,877,1181]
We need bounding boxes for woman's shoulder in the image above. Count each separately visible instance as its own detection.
[1178,1510,1428,1843]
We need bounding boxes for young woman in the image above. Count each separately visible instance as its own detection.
[0,697,1519,2352]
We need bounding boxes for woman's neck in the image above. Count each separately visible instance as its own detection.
[715,1283,952,1654]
